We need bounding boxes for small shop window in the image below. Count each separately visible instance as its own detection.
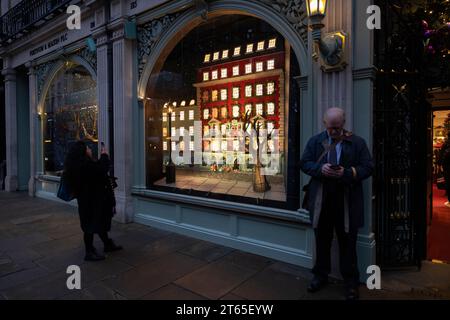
[256,62,264,72]
[267,102,275,115]
[245,63,252,74]
[222,50,229,59]
[221,68,228,78]
[245,85,252,97]
[211,90,218,102]
[212,108,219,119]
[268,38,277,49]
[257,41,265,51]
[256,103,264,116]
[220,89,228,101]
[232,87,240,99]
[232,105,240,118]
[232,66,239,76]
[245,104,252,116]
[256,84,264,96]
[221,107,228,119]
[267,82,275,95]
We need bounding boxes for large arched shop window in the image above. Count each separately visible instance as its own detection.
[145,15,301,210]
[43,63,98,176]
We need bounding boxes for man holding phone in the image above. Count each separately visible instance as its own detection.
[300,108,374,300]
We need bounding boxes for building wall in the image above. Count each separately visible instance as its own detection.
[0,0,376,280]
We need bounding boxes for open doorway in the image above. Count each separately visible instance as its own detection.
[429,89,450,263]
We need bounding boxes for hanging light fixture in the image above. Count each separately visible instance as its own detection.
[305,0,347,72]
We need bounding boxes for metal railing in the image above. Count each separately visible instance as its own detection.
[0,0,72,44]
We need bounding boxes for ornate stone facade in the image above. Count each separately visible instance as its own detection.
[137,13,181,78]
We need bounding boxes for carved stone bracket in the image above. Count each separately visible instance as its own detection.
[76,46,98,73]
[256,0,309,46]
[36,60,56,102]
[137,13,180,79]
[136,1,308,80]
[35,47,97,101]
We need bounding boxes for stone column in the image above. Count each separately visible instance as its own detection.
[352,0,377,280]
[27,64,37,196]
[95,32,111,151]
[111,22,134,223]
[2,66,18,192]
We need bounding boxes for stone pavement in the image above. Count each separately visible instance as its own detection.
[0,191,449,300]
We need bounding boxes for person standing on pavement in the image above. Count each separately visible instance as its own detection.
[63,140,123,261]
[300,108,374,300]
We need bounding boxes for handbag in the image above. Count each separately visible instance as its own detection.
[57,176,75,202]
[301,140,339,210]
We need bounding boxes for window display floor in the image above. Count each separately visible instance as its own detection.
[153,172,286,202]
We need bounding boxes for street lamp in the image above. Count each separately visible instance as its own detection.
[306,0,347,72]
[165,104,176,184]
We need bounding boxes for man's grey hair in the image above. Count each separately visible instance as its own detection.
[324,107,346,123]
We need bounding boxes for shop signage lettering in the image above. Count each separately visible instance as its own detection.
[29,33,68,57]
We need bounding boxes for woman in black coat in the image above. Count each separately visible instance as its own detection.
[63,140,122,261]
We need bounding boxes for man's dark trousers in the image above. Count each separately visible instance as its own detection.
[312,179,360,286]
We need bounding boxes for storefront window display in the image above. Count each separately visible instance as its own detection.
[145,15,301,210]
[43,63,98,176]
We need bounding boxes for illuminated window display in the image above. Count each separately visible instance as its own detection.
[43,63,98,176]
[144,15,301,209]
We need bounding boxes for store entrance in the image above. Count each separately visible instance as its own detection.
[428,90,450,263]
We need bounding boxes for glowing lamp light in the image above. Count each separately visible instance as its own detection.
[306,0,327,17]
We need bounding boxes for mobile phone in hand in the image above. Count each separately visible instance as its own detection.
[330,165,341,170]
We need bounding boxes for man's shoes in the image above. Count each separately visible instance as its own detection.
[307,276,329,293]
[104,239,123,253]
[85,248,106,261]
[345,285,360,300]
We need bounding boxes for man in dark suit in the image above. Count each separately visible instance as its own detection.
[300,108,374,300]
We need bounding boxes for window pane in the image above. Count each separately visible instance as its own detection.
[256,62,263,72]
[220,89,227,101]
[245,63,252,74]
[245,85,252,97]
[43,64,98,176]
[232,87,240,99]
[267,82,275,95]
[144,15,301,210]
[221,68,228,78]
[232,66,239,76]
[256,84,264,96]
[233,105,240,118]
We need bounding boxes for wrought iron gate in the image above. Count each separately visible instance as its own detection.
[374,0,429,268]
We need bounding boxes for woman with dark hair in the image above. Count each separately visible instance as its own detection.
[63,140,122,261]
